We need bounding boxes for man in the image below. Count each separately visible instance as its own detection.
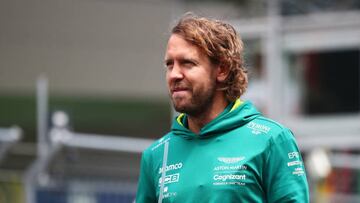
[136,14,309,203]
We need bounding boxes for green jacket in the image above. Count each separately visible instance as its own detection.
[136,100,309,203]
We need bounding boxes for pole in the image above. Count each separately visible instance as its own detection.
[264,0,283,119]
[24,75,49,203]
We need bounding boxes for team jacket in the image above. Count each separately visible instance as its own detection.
[136,100,309,203]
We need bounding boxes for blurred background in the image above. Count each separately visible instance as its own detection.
[0,0,359,202]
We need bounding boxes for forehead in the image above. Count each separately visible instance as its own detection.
[165,34,203,59]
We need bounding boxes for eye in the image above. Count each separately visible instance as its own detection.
[164,60,173,70]
[182,59,196,68]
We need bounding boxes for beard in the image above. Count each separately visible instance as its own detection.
[171,79,217,117]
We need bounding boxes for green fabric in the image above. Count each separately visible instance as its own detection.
[136,100,309,203]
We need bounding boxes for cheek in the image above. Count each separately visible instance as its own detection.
[165,73,171,86]
[197,72,215,87]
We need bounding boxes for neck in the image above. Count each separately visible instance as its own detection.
[187,94,229,134]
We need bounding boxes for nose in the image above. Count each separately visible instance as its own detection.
[167,62,184,81]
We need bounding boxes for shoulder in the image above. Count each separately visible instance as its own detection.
[142,132,173,158]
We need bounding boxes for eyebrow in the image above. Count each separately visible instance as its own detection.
[181,57,199,65]
[164,56,199,64]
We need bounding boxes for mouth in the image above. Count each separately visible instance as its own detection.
[171,87,190,96]
[172,87,187,92]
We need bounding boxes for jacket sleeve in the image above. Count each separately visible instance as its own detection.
[136,150,157,203]
[263,129,310,203]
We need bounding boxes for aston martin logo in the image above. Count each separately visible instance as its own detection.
[217,156,245,164]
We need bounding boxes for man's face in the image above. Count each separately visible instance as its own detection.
[165,34,218,116]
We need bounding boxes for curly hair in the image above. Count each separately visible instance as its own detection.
[171,13,248,102]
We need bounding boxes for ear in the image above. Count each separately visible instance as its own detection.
[216,65,230,83]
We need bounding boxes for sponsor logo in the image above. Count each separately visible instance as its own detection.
[159,162,183,174]
[213,174,246,182]
[158,173,180,185]
[217,157,245,164]
[163,192,177,198]
[214,165,247,171]
[151,137,170,151]
[288,152,299,159]
[287,160,303,167]
[292,167,305,176]
[247,122,271,135]
[213,181,245,186]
